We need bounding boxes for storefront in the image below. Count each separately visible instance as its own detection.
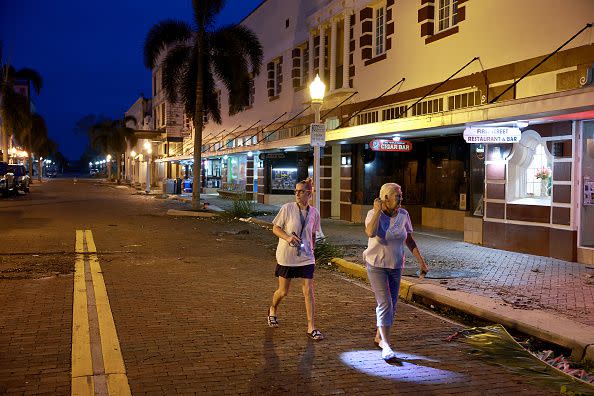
[480,120,582,262]
[256,151,311,205]
[347,134,474,231]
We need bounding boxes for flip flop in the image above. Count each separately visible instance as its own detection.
[307,329,324,341]
[267,308,278,328]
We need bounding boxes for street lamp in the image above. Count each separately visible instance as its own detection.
[106,154,112,181]
[143,141,152,193]
[309,74,326,210]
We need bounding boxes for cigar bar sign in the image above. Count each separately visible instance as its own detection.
[369,139,413,152]
[463,126,521,143]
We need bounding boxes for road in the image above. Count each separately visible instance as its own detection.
[0,179,558,395]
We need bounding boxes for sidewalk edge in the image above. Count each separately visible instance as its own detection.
[330,257,594,362]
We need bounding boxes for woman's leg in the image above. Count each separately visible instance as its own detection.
[367,265,395,349]
[270,276,291,316]
[302,278,316,333]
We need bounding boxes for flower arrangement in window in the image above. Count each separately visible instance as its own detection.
[535,166,551,197]
[535,167,551,180]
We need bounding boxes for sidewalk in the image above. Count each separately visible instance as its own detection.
[159,190,594,361]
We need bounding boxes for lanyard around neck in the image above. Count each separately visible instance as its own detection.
[297,203,310,240]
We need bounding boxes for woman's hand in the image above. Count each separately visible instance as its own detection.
[286,233,302,247]
[419,260,429,278]
[373,198,382,213]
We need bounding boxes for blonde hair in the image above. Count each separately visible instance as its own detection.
[379,183,401,200]
[297,177,313,192]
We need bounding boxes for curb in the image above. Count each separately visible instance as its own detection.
[330,257,594,362]
[166,209,219,218]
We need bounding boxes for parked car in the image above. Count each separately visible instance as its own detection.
[46,169,57,178]
[0,162,15,197]
[8,164,30,193]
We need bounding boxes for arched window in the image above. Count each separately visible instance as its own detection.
[506,130,552,204]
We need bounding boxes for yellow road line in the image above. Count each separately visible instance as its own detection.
[72,233,93,392]
[84,230,97,253]
[75,230,85,253]
[71,230,131,396]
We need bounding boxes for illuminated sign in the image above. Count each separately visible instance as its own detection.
[463,127,521,143]
[369,139,412,152]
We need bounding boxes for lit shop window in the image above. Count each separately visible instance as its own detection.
[271,168,297,191]
[506,130,552,205]
[435,0,458,33]
[341,156,352,165]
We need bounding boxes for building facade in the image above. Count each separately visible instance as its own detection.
[157,0,594,263]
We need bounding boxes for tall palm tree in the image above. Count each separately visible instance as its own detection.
[87,117,138,183]
[0,42,43,165]
[143,0,263,209]
[29,114,57,181]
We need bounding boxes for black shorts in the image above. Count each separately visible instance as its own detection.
[275,264,315,279]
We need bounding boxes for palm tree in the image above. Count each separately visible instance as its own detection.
[29,114,57,181]
[0,42,43,166]
[143,0,263,209]
[87,117,138,183]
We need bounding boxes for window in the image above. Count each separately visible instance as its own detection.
[357,111,378,125]
[301,44,309,87]
[275,60,282,96]
[383,106,408,120]
[526,145,549,196]
[506,130,553,204]
[435,0,458,33]
[374,6,386,56]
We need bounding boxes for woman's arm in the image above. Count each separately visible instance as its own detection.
[273,225,301,245]
[406,233,429,276]
[365,199,383,238]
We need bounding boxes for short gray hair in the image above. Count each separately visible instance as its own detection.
[379,183,401,200]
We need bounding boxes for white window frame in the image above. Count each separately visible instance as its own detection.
[506,130,553,205]
[273,58,282,97]
[373,5,386,56]
[435,0,458,33]
[300,43,309,87]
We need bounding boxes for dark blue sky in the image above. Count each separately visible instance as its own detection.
[0,0,263,160]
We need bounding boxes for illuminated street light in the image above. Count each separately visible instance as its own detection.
[130,150,136,158]
[309,73,326,210]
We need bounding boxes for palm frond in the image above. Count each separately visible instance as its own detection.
[179,50,198,120]
[192,0,225,29]
[0,89,31,143]
[162,44,192,104]
[143,20,193,69]
[15,67,43,94]
[212,25,263,76]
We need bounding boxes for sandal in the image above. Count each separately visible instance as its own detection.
[307,329,324,341]
[267,308,278,328]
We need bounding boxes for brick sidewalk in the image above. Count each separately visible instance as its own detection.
[316,219,594,327]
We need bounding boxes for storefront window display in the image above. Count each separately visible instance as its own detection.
[204,158,222,188]
[223,155,247,191]
[271,168,298,191]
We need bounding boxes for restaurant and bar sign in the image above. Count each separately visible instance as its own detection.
[463,126,521,143]
[369,139,413,152]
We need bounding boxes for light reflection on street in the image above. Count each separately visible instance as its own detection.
[340,349,465,384]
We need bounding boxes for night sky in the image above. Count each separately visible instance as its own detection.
[0,0,263,160]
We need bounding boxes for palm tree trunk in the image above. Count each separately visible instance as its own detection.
[117,152,122,184]
[191,27,206,211]
[27,134,33,180]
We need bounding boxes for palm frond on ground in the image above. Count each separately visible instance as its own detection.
[143,0,263,209]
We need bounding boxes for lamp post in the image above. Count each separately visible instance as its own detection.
[106,154,112,181]
[143,141,152,193]
[309,74,326,210]
[130,151,136,184]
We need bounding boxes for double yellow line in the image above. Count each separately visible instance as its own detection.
[72,230,131,396]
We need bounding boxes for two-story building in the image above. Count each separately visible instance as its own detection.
[156,0,594,264]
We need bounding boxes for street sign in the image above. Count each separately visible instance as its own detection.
[369,139,412,152]
[463,126,521,143]
[310,123,326,147]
